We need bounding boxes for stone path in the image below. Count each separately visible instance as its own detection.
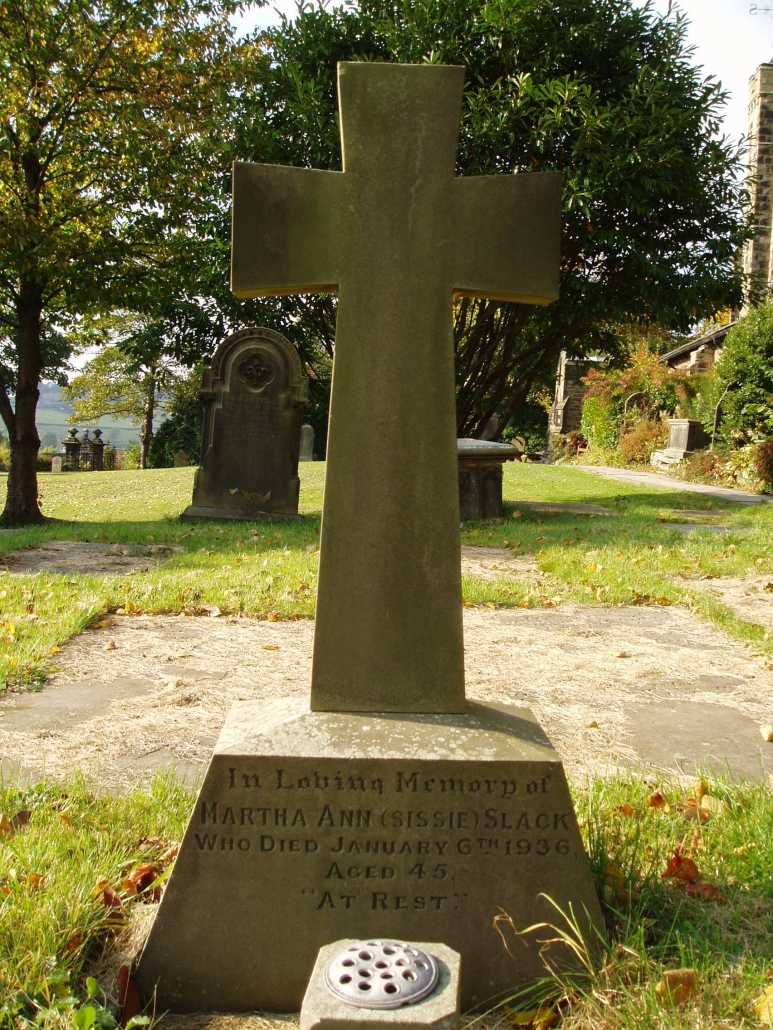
[578,465,773,505]
[2,604,771,788]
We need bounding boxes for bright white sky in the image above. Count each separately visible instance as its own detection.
[237,0,773,150]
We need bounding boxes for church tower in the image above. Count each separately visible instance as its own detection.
[744,63,773,295]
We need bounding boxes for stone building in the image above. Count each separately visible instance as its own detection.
[659,321,734,376]
[548,350,588,435]
[744,63,773,294]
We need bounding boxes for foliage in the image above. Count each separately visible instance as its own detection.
[122,443,141,472]
[0,775,188,1027]
[208,0,746,441]
[580,396,621,451]
[147,367,204,468]
[756,440,773,491]
[0,0,256,521]
[618,417,667,465]
[715,302,773,441]
[582,344,698,419]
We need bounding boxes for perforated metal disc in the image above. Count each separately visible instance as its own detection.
[324,940,439,1009]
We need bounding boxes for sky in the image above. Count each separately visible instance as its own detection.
[237,0,773,150]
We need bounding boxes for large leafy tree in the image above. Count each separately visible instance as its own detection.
[0,0,256,522]
[162,0,746,445]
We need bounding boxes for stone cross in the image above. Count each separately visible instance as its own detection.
[232,63,561,714]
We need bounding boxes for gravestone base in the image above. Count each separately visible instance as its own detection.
[180,504,301,522]
[300,940,460,1030]
[135,698,604,1014]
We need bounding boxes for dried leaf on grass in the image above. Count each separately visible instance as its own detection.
[616,804,637,818]
[756,984,773,1027]
[505,1005,559,1030]
[117,964,140,1027]
[646,792,671,813]
[655,968,698,1006]
[662,851,721,901]
[0,809,31,836]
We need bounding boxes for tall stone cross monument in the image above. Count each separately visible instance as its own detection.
[136,63,604,1014]
[233,62,560,714]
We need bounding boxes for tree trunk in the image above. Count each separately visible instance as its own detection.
[139,369,156,470]
[3,278,44,525]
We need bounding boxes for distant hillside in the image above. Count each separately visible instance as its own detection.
[34,383,141,449]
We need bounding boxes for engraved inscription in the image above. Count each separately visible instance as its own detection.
[191,763,579,916]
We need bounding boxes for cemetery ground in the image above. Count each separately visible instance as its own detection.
[1,462,772,1029]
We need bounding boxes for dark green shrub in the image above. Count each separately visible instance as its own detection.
[716,303,773,440]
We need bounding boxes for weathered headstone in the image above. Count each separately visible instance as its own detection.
[181,327,309,520]
[173,449,189,468]
[651,418,710,471]
[136,62,603,1014]
[300,423,315,462]
[50,456,63,473]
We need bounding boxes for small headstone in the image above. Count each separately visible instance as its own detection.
[51,456,63,473]
[173,450,189,468]
[651,418,710,470]
[181,327,308,520]
[299,423,315,462]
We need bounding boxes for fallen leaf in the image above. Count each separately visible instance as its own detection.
[655,968,698,1005]
[201,605,221,618]
[117,964,140,1027]
[105,640,116,651]
[647,792,672,814]
[25,873,44,890]
[261,645,279,651]
[701,795,728,816]
[122,862,161,901]
[656,597,671,606]
[599,862,626,890]
[585,562,597,573]
[65,932,85,952]
[59,812,72,826]
[662,852,700,884]
[229,487,238,495]
[268,613,281,622]
[683,799,711,824]
[505,1006,558,1028]
[586,720,598,729]
[760,724,773,743]
[616,804,636,818]
[0,814,11,836]
[463,601,474,608]
[617,651,631,658]
[11,810,30,831]
[755,984,773,1026]
[764,582,773,593]
[686,881,721,901]
[511,511,522,519]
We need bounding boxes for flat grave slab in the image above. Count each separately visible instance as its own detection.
[2,605,771,788]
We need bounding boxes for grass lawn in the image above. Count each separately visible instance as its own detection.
[0,462,769,688]
[1,771,771,1029]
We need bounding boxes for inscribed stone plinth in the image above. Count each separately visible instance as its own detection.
[134,699,604,1012]
[182,327,308,521]
[300,940,460,1030]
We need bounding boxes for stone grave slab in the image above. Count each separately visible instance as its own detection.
[182,327,308,521]
[300,424,315,462]
[135,698,603,1011]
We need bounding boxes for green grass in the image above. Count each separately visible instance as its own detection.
[1,771,771,1028]
[0,462,769,690]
